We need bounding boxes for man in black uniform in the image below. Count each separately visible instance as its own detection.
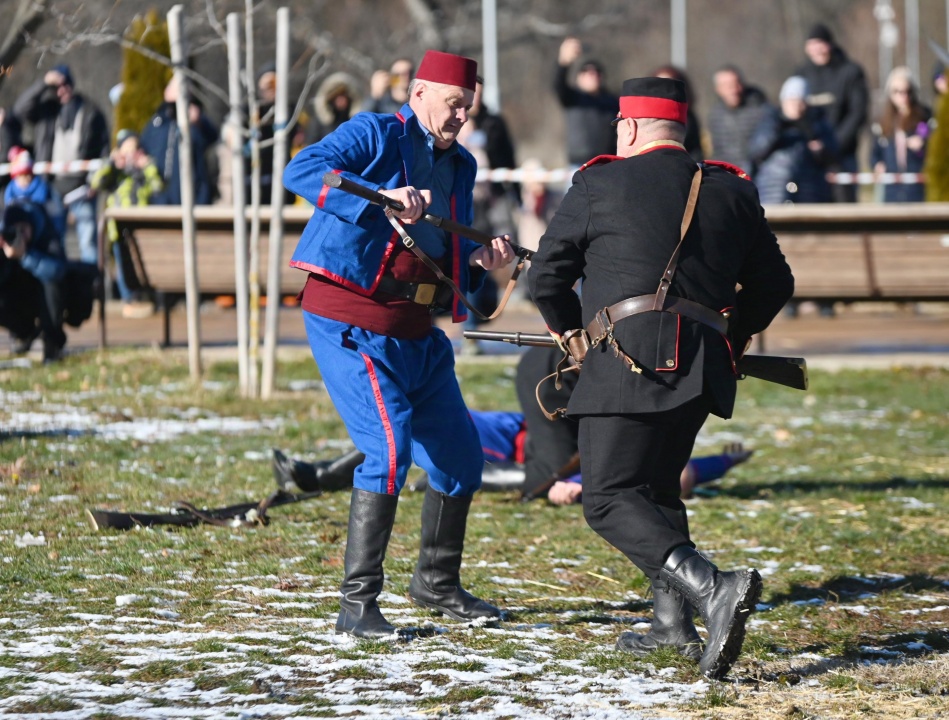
[527,77,794,679]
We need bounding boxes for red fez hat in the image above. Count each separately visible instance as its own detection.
[416,50,478,92]
[611,77,688,126]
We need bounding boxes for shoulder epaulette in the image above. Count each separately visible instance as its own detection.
[579,154,624,171]
[703,160,752,181]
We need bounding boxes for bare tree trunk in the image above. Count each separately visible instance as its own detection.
[168,4,202,381]
[227,13,251,396]
[0,0,46,92]
[261,7,289,400]
[245,0,261,397]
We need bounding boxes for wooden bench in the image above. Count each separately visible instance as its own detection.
[105,205,314,346]
[104,203,949,347]
[765,203,949,303]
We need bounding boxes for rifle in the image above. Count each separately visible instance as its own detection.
[520,451,581,503]
[463,330,809,391]
[321,172,534,260]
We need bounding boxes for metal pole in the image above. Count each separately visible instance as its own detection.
[261,7,289,400]
[227,13,250,395]
[167,4,202,380]
[670,0,687,68]
[481,0,500,112]
[905,0,920,82]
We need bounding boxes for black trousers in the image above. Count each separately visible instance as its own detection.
[516,346,580,497]
[0,264,66,350]
[578,392,713,580]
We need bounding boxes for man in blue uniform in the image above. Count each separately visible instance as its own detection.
[283,50,514,639]
[528,77,794,678]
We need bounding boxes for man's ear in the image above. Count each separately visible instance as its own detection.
[618,118,636,149]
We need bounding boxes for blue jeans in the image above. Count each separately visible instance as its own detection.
[112,241,134,302]
[69,198,98,264]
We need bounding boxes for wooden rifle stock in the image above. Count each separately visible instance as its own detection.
[321,172,533,260]
[520,451,581,503]
[463,330,808,391]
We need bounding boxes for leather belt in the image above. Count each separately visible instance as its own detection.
[586,292,729,343]
[376,276,442,306]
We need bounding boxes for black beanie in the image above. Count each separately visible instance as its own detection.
[807,23,834,44]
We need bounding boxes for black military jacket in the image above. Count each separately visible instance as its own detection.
[528,147,794,419]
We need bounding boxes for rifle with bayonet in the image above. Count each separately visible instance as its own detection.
[321,172,534,260]
[463,330,808,391]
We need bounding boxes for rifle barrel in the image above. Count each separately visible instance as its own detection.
[463,330,554,347]
[465,329,808,390]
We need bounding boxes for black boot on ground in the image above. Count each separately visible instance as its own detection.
[616,578,703,661]
[408,487,503,622]
[335,488,400,639]
[272,448,365,494]
[659,546,762,679]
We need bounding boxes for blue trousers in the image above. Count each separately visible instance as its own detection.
[304,312,483,496]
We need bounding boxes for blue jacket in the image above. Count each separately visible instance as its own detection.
[139,102,219,206]
[749,105,837,204]
[284,103,483,323]
[4,202,67,283]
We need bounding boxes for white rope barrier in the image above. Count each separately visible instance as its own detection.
[0,160,925,186]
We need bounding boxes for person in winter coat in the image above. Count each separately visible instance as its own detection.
[139,76,219,206]
[749,76,838,205]
[554,37,619,169]
[795,23,868,202]
[12,65,109,264]
[305,72,361,145]
[871,66,931,203]
[707,66,769,174]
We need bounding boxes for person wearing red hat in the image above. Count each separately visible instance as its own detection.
[283,50,513,639]
[3,147,51,208]
[528,76,794,679]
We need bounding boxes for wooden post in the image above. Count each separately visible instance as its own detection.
[245,0,261,397]
[227,13,251,396]
[167,4,202,380]
[261,7,289,400]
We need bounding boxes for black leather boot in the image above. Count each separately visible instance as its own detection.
[659,546,762,679]
[408,487,503,622]
[616,578,703,661]
[335,488,400,638]
[272,449,365,494]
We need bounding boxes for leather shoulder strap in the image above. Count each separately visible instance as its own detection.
[653,166,703,311]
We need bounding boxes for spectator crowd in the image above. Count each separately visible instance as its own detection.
[0,19,941,358]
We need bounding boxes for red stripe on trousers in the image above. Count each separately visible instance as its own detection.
[361,353,398,494]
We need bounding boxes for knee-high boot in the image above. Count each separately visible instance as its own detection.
[335,488,400,638]
[408,487,502,621]
[659,545,762,679]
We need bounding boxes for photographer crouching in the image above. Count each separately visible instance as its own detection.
[0,203,98,363]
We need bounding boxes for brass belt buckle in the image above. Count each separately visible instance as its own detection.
[413,283,437,305]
